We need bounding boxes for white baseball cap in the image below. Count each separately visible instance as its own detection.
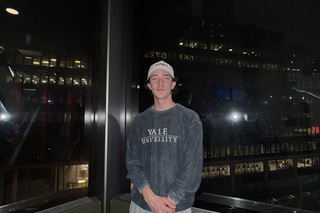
[147,60,174,79]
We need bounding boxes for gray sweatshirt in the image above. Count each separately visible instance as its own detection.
[126,104,203,212]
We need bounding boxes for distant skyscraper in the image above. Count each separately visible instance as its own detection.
[193,0,234,24]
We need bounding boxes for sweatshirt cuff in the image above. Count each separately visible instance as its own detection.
[167,189,183,205]
[136,180,150,193]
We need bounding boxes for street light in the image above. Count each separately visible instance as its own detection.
[229,112,241,122]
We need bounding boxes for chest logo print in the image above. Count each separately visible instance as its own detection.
[141,128,179,144]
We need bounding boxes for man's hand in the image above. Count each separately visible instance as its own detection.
[167,196,176,206]
[141,186,176,213]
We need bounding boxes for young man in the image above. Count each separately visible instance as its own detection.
[126,60,203,213]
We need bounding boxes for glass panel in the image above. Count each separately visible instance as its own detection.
[208,166,219,178]
[50,57,57,67]
[58,75,65,85]
[42,57,50,67]
[313,157,319,166]
[74,60,81,69]
[214,147,220,157]
[32,74,40,85]
[60,59,66,68]
[49,72,57,85]
[66,75,73,85]
[178,38,183,46]
[73,75,80,86]
[297,158,305,168]
[250,145,254,155]
[134,1,320,212]
[269,160,277,171]
[255,144,261,154]
[81,76,88,86]
[66,60,73,68]
[239,145,243,156]
[271,144,275,153]
[41,72,48,84]
[202,167,209,178]
[221,146,226,157]
[220,165,230,176]
[255,162,264,172]
[305,157,312,167]
[0,1,93,211]
[233,146,238,156]
[235,163,245,175]
[33,57,41,66]
[24,56,32,65]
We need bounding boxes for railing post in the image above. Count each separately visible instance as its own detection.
[58,166,64,190]
[50,165,57,192]
[264,159,269,191]
[230,162,236,196]
[12,169,18,203]
[0,170,4,205]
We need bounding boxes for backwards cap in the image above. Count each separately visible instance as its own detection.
[147,60,174,79]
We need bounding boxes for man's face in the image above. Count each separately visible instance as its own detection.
[147,69,176,101]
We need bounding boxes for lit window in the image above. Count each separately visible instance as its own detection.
[24,56,32,65]
[42,57,50,67]
[81,77,88,86]
[23,77,31,84]
[74,60,82,68]
[268,160,276,171]
[58,76,65,85]
[50,54,57,67]
[32,75,39,84]
[73,76,80,86]
[49,74,56,85]
[33,57,41,66]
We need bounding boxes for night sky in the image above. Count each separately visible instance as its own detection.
[234,0,320,53]
[2,0,320,55]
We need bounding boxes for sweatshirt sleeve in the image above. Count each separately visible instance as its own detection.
[167,119,203,204]
[126,122,150,193]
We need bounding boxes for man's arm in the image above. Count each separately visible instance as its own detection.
[167,120,203,205]
[126,128,150,193]
[126,126,176,213]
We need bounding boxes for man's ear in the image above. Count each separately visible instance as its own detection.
[171,81,176,89]
[147,83,151,90]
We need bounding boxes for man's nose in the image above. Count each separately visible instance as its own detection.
[158,78,163,85]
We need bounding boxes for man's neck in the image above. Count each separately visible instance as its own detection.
[152,99,176,111]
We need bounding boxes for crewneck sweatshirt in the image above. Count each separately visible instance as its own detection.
[126,104,203,212]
